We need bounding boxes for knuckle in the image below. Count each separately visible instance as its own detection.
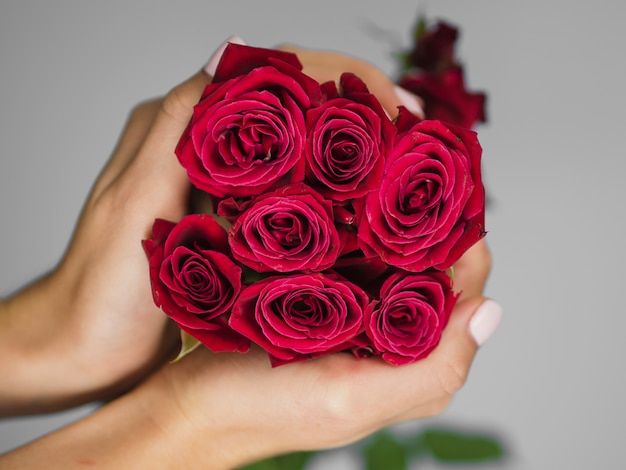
[160,85,193,122]
[314,374,358,425]
[129,98,161,120]
[302,362,369,444]
[422,396,454,418]
[91,177,135,218]
[437,359,469,396]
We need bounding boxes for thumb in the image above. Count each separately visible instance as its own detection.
[114,37,244,223]
[324,296,503,431]
[427,297,503,396]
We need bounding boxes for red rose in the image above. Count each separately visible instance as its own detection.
[406,20,458,72]
[304,73,395,201]
[227,183,340,273]
[143,214,249,353]
[357,109,485,272]
[175,43,323,199]
[364,270,457,366]
[229,272,368,366]
[398,67,486,130]
[348,332,377,359]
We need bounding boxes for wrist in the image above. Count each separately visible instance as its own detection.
[0,270,129,415]
[131,363,235,469]
[150,350,283,469]
[0,379,188,469]
[0,273,77,415]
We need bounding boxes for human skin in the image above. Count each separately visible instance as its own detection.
[0,40,426,417]
[0,39,500,468]
[0,91,190,416]
[0,240,496,469]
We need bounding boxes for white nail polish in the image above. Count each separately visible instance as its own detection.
[393,85,425,118]
[469,299,503,346]
[203,36,247,76]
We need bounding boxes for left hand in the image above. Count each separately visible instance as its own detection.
[0,61,216,416]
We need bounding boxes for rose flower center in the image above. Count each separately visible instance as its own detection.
[266,213,305,247]
[403,177,440,214]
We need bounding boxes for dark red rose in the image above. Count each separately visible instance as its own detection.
[364,270,457,366]
[175,43,323,199]
[348,332,377,359]
[332,253,391,297]
[406,20,459,72]
[398,66,486,130]
[357,108,485,272]
[227,183,340,273]
[229,272,369,366]
[143,214,249,353]
[304,73,395,201]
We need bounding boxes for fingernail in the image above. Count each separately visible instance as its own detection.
[203,36,246,76]
[393,85,425,118]
[469,299,502,346]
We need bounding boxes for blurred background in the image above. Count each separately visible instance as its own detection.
[1,1,624,468]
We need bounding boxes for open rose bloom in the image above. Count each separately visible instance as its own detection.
[144,41,486,366]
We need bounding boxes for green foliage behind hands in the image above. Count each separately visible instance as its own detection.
[239,425,505,470]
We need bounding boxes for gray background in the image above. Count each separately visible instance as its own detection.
[1,1,624,468]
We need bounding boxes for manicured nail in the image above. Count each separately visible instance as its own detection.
[469,299,502,346]
[203,36,246,76]
[393,85,425,118]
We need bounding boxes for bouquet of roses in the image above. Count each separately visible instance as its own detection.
[142,36,486,367]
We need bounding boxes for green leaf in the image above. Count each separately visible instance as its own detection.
[238,451,316,470]
[242,265,273,285]
[363,432,408,470]
[421,428,504,463]
[414,15,428,42]
[273,451,316,469]
[170,330,201,363]
[237,459,277,470]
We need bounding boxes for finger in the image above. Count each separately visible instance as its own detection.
[277,44,378,78]
[91,98,163,198]
[453,239,492,301]
[117,70,210,214]
[91,37,244,216]
[203,35,246,76]
[277,44,401,113]
[390,296,502,422]
[98,38,247,191]
[392,85,425,118]
[102,40,240,224]
[277,44,424,118]
[348,296,502,428]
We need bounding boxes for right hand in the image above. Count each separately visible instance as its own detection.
[136,238,499,469]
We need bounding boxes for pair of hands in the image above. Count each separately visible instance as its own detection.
[0,38,498,467]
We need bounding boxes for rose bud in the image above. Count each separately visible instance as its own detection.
[398,66,487,130]
[143,214,249,353]
[405,20,459,72]
[365,270,457,366]
[357,108,485,272]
